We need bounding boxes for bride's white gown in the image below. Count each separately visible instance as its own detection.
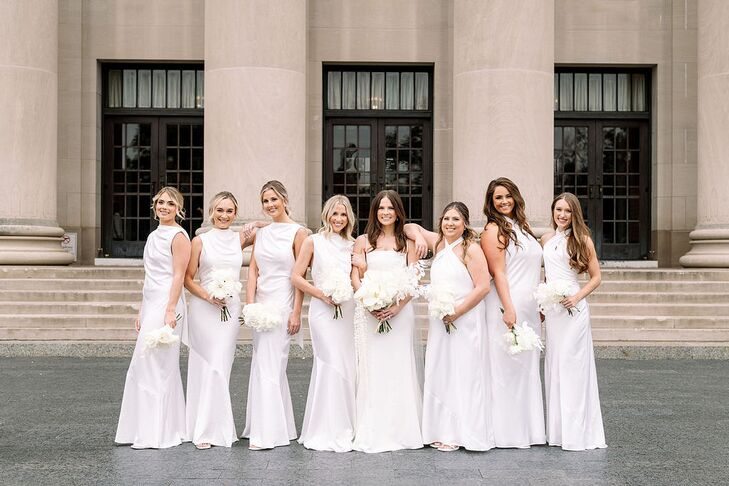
[352,250,423,453]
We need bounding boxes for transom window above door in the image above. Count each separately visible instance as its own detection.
[105,64,204,110]
[325,67,431,111]
[554,69,649,113]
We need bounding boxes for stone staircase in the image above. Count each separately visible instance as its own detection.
[0,266,728,349]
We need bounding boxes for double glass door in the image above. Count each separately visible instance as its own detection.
[324,118,432,234]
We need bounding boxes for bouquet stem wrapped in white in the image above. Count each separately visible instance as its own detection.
[354,264,423,334]
[205,268,243,322]
[426,282,458,334]
[318,265,354,319]
[503,321,544,355]
[239,302,284,332]
[142,314,182,350]
[534,279,581,316]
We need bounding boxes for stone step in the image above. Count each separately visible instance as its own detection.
[597,269,729,281]
[589,292,729,304]
[0,290,141,302]
[589,302,729,317]
[0,278,145,291]
[596,280,729,292]
[0,266,147,279]
[590,316,729,329]
[591,328,729,343]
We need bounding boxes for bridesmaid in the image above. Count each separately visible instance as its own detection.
[183,191,259,449]
[291,195,357,452]
[351,190,423,453]
[115,186,191,449]
[481,177,546,448]
[541,192,606,451]
[406,202,493,452]
[242,180,308,450]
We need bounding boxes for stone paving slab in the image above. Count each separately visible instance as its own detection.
[0,357,727,485]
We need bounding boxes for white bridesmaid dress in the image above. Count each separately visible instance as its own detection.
[422,238,494,451]
[242,222,301,448]
[484,217,546,448]
[185,228,242,447]
[298,233,356,452]
[352,249,423,453]
[543,229,607,451]
[115,225,189,449]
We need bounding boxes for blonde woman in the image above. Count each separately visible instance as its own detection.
[242,181,309,450]
[115,186,191,449]
[290,195,358,452]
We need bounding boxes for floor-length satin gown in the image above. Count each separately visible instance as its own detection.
[115,224,189,449]
[298,233,356,452]
[543,229,607,451]
[242,222,301,448]
[422,238,494,451]
[484,217,546,448]
[352,250,423,453]
[185,228,242,447]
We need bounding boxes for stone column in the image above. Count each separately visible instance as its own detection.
[0,0,73,264]
[680,0,729,267]
[203,0,307,223]
[453,0,554,232]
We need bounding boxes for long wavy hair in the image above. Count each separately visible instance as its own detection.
[319,194,355,241]
[364,190,407,253]
[434,201,478,262]
[483,177,535,249]
[151,186,185,221]
[552,192,592,274]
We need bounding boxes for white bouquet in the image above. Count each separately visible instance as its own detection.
[239,302,284,332]
[426,282,458,334]
[205,268,243,322]
[354,264,423,334]
[503,321,544,355]
[142,314,182,350]
[534,279,580,316]
[318,265,354,319]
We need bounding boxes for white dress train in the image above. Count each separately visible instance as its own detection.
[352,250,423,453]
[543,229,607,451]
[185,228,242,447]
[298,233,356,452]
[422,238,494,451]
[242,222,301,448]
[115,225,189,449]
[484,218,546,448]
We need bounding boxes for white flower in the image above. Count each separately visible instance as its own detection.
[240,302,284,332]
[354,264,424,333]
[143,325,179,350]
[205,268,242,321]
[503,321,544,355]
[534,280,579,316]
[426,282,458,334]
[318,265,354,319]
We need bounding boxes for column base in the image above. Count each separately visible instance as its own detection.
[0,224,74,265]
[679,227,729,268]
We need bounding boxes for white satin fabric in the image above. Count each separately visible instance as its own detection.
[298,233,356,452]
[352,250,423,453]
[115,225,189,449]
[543,229,607,451]
[422,238,494,451]
[242,223,302,448]
[484,218,546,448]
[185,228,242,447]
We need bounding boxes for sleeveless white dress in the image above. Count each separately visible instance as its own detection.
[352,249,423,453]
[422,238,494,451]
[484,218,546,448]
[242,222,301,448]
[298,233,356,452]
[185,228,242,447]
[543,229,607,451]
[115,224,189,449]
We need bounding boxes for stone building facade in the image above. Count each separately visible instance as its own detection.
[1,0,727,268]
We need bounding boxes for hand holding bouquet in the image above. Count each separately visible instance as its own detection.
[318,265,354,319]
[534,280,581,316]
[143,314,182,350]
[354,265,423,333]
[426,282,458,334]
[206,268,243,322]
[239,302,284,332]
[503,321,544,355]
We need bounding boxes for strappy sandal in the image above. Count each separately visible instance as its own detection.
[429,442,443,449]
[437,444,460,452]
[195,443,211,450]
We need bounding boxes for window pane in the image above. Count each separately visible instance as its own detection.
[138,69,151,108]
[356,72,370,110]
[559,73,573,111]
[167,70,181,108]
[574,73,587,111]
[181,70,195,108]
[108,69,122,107]
[152,70,166,108]
[632,74,645,111]
[123,69,137,108]
[617,73,630,111]
[327,71,341,109]
[588,73,602,111]
[386,72,399,109]
[196,70,205,108]
[603,74,617,111]
[371,72,384,109]
[400,72,414,110]
[342,71,356,109]
[415,72,428,110]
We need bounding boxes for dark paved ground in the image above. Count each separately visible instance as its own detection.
[1,357,727,486]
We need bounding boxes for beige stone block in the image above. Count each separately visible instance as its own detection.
[57,193,68,227]
[80,158,100,196]
[81,191,101,228]
[309,0,447,30]
[66,191,82,228]
[83,24,204,61]
[58,158,81,194]
[0,0,58,70]
[60,0,82,25]
[84,0,203,27]
[671,128,697,166]
[433,128,452,168]
[671,163,697,198]
[671,62,698,124]
[671,196,686,228]
[698,1,729,76]
[685,194,697,229]
[672,26,697,64]
[655,164,672,199]
[59,57,82,92]
[670,230,691,266]
[79,125,98,162]
[655,196,671,230]
[558,0,670,31]
[672,0,698,30]
[555,30,668,64]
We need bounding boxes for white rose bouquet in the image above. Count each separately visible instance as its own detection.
[205,268,243,322]
[318,265,354,319]
[239,302,284,332]
[354,264,423,334]
[534,279,580,316]
[142,314,182,350]
[425,282,458,334]
[503,321,544,355]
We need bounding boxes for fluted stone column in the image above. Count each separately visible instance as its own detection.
[204,0,307,223]
[453,0,554,232]
[0,0,72,265]
[680,0,729,267]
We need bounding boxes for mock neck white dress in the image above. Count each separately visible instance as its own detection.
[543,229,607,451]
[242,222,301,448]
[298,233,356,452]
[185,228,242,447]
[484,218,546,448]
[115,224,189,449]
[422,238,494,451]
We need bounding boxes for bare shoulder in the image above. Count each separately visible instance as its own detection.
[540,229,557,247]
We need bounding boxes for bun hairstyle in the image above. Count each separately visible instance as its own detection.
[151,186,186,221]
[259,180,290,215]
[207,191,238,224]
[552,192,592,274]
[434,201,478,261]
[319,194,355,241]
[483,177,535,250]
[365,190,407,252]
